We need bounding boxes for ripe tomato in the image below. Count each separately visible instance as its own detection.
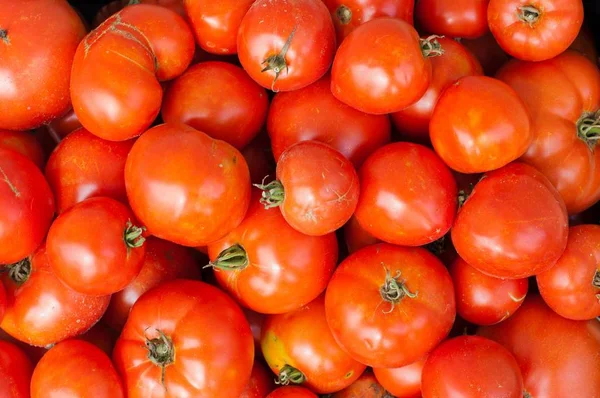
[325,243,455,368]
[262,295,366,394]
[31,340,124,398]
[332,369,390,398]
[113,280,254,397]
[0,0,85,131]
[237,0,336,92]
[452,163,569,279]
[331,18,432,114]
[488,0,583,61]
[355,142,457,247]
[373,357,425,398]
[47,197,146,295]
[0,149,55,265]
[241,360,276,398]
[478,295,600,397]
[343,215,381,254]
[537,225,600,320]
[267,386,317,398]
[125,123,251,247]
[267,74,391,168]
[208,191,338,314]
[94,0,186,27]
[496,51,600,214]
[461,32,510,76]
[0,341,33,398]
[430,76,532,173]
[392,37,482,143]
[415,0,488,38]
[421,336,523,398]
[162,61,269,149]
[0,130,45,170]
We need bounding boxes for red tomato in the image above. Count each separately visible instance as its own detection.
[267,74,391,168]
[450,256,528,325]
[461,32,510,76]
[355,142,457,247]
[0,0,85,131]
[452,162,569,279]
[331,18,432,114]
[0,341,33,398]
[162,61,269,149]
[125,123,251,247]
[241,360,276,398]
[113,280,254,397]
[325,243,455,368]
[0,329,47,365]
[94,0,186,27]
[47,197,146,296]
[332,369,391,398]
[496,51,600,214]
[267,386,317,398]
[242,132,276,185]
[430,76,532,173]
[78,321,118,358]
[478,295,600,397]
[0,130,45,169]
[416,0,489,38]
[421,336,523,398]
[261,296,366,394]
[31,340,124,398]
[237,0,336,92]
[487,0,583,61]
[343,215,381,254]
[537,225,600,320]
[45,128,134,213]
[46,109,82,140]
[0,149,55,265]
[373,358,425,398]
[392,37,483,143]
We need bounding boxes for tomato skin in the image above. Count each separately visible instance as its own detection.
[47,109,82,140]
[331,18,431,114]
[332,369,390,398]
[478,295,600,397]
[267,386,318,398]
[461,32,510,76]
[0,130,45,169]
[268,75,391,168]
[0,341,33,398]
[421,336,523,398]
[325,243,455,368]
[537,225,600,320]
[94,0,186,27]
[240,360,276,398]
[162,61,269,149]
[113,279,254,398]
[343,215,381,254]
[416,0,489,38]
[31,340,125,398]
[355,142,457,247]
[373,358,425,398]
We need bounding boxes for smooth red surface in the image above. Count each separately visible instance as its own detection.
[267,387,317,398]
[373,358,425,398]
[0,341,33,398]
[343,215,381,254]
[416,0,489,38]
[0,130,45,169]
[240,360,276,398]
[93,0,186,27]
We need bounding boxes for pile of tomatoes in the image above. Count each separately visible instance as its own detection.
[0,0,599,397]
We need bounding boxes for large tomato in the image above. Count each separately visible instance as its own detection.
[0,341,32,398]
[125,123,251,247]
[240,360,276,398]
[325,243,455,368]
[0,130,45,170]
[113,280,254,397]
[267,386,317,398]
[496,51,600,214]
[332,370,390,398]
[373,357,426,398]
[415,0,489,38]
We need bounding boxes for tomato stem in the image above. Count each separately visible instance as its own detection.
[517,5,541,26]
[0,29,8,44]
[145,329,175,391]
[380,266,417,313]
[124,220,146,249]
[207,244,249,271]
[254,178,285,209]
[523,390,533,398]
[420,35,445,58]
[6,258,31,285]
[577,111,600,149]
[335,5,353,25]
[276,364,306,385]
[261,25,298,91]
[593,269,600,303]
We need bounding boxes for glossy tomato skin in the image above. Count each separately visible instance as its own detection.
[267,386,318,398]
[113,280,254,398]
[343,215,381,254]
[421,336,523,398]
[240,360,276,398]
[392,37,483,143]
[325,243,455,368]
[537,225,600,320]
[332,369,390,398]
[237,0,336,92]
[268,74,391,168]
[0,149,55,265]
[355,142,457,246]
[0,0,86,131]
[162,61,268,149]
[488,0,583,61]
[331,18,431,114]
[0,341,33,398]
[416,0,489,38]
[373,357,425,398]
[31,340,125,398]
[0,130,45,169]
[478,295,600,397]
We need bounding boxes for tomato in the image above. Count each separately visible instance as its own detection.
[343,215,381,254]
[331,18,433,114]
[94,0,186,27]
[237,0,336,92]
[0,149,55,265]
[0,329,47,365]
[78,321,118,358]
[373,358,425,398]
[267,386,317,398]
[416,0,488,38]
[421,336,523,398]
[104,237,201,331]
[332,369,390,398]
[0,130,45,169]
[461,32,510,76]
[452,163,569,279]
[355,142,457,247]
[125,123,251,247]
[537,225,600,320]
[113,279,254,397]
[325,243,455,368]
[0,0,85,131]
[46,109,82,141]
[31,340,124,398]
[242,133,276,185]
[430,76,532,173]
[478,295,600,397]
[241,360,276,398]
[487,0,583,61]
[0,340,32,398]
[496,51,600,214]
[184,0,254,54]
[47,197,146,295]
[208,191,338,314]
[268,74,391,168]
[162,61,269,149]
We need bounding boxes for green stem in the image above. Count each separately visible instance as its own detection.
[593,269,600,303]
[206,244,248,271]
[261,26,298,91]
[276,364,306,385]
[577,111,600,149]
[254,179,285,209]
[124,220,146,248]
[0,29,8,44]
[335,5,352,25]
[145,330,175,392]
[379,266,418,314]
[420,35,444,58]
[6,258,31,285]
[518,5,541,26]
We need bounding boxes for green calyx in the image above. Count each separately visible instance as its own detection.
[254,178,285,209]
[379,266,418,314]
[276,364,306,385]
[5,258,31,285]
[420,35,445,58]
[577,111,600,149]
[145,329,175,392]
[124,220,146,249]
[206,244,248,271]
[261,26,298,91]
